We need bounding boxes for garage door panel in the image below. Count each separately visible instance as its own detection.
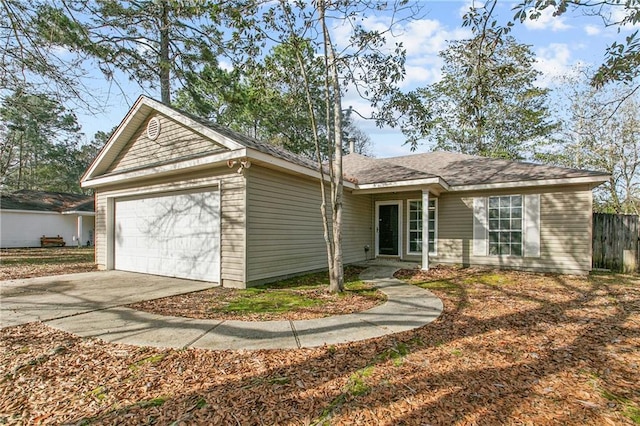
[114,189,220,282]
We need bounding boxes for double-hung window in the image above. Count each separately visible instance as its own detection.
[408,199,437,254]
[488,195,523,256]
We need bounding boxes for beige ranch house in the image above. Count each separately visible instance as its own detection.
[81,96,609,288]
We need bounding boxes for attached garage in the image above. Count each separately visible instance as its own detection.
[114,188,220,282]
[81,96,608,288]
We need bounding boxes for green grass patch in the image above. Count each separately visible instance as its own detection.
[415,279,458,291]
[89,385,108,401]
[261,266,366,290]
[601,390,640,424]
[463,272,511,286]
[137,397,167,408]
[212,289,324,315]
[346,367,373,396]
[129,353,167,370]
[268,376,291,385]
[376,342,411,366]
[195,397,207,409]
[209,266,381,316]
[625,406,640,424]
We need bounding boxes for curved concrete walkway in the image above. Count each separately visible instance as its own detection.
[10,267,443,350]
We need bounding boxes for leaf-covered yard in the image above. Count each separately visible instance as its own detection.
[1,267,639,425]
[0,247,96,280]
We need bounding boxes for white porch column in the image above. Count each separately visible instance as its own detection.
[421,189,429,271]
[77,215,83,248]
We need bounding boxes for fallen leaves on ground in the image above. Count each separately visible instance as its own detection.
[127,286,386,321]
[1,267,639,425]
[0,248,96,280]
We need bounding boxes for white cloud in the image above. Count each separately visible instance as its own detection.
[355,16,470,88]
[535,43,582,87]
[584,24,601,36]
[457,0,475,18]
[395,18,470,56]
[610,6,640,28]
[523,7,571,31]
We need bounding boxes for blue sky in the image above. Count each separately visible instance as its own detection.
[75,1,636,158]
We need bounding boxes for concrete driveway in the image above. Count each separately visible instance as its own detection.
[0,271,216,328]
[1,267,443,350]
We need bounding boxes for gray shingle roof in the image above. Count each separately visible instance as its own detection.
[342,153,438,184]
[1,190,94,212]
[343,152,609,187]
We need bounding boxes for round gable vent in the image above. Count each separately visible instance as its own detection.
[146,116,161,140]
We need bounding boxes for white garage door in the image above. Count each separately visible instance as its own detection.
[114,189,220,282]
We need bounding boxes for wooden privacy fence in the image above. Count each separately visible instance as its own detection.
[592,213,640,272]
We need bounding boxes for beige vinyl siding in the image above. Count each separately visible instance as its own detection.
[245,166,371,285]
[342,190,373,263]
[106,113,226,174]
[95,191,108,269]
[92,167,246,285]
[433,185,593,274]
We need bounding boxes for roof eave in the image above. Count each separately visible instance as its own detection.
[245,148,357,189]
[353,177,450,194]
[61,211,96,216]
[82,146,358,190]
[82,148,248,189]
[449,175,610,192]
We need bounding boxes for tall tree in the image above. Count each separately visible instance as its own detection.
[402,35,557,159]
[175,39,372,159]
[176,39,326,156]
[548,81,640,214]
[513,0,640,87]
[0,0,90,104]
[255,0,411,292]
[0,89,84,192]
[34,0,253,105]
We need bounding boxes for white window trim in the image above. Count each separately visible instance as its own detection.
[474,193,541,258]
[487,194,524,257]
[406,198,438,256]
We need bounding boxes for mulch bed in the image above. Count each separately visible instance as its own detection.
[127,286,387,321]
[1,267,639,425]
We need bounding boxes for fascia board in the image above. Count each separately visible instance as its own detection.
[61,211,96,216]
[354,177,449,194]
[82,149,248,189]
[81,96,148,183]
[450,175,610,192]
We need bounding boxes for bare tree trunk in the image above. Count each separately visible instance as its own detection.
[17,133,24,189]
[159,1,171,105]
[279,1,336,290]
[320,0,344,293]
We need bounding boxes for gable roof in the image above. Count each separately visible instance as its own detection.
[0,190,94,213]
[82,95,608,192]
[82,96,319,187]
[343,152,609,191]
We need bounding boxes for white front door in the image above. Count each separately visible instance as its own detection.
[114,189,220,282]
